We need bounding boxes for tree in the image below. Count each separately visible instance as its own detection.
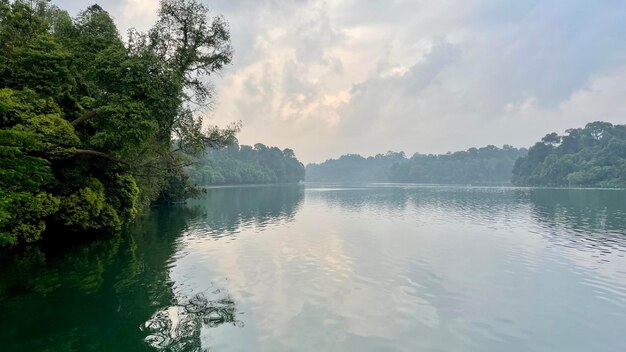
[187,143,305,185]
[512,122,626,188]
[0,0,237,247]
[306,146,527,184]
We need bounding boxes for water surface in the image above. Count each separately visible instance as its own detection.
[2,185,626,351]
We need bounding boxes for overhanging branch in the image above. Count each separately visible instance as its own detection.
[74,149,130,165]
[71,111,97,126]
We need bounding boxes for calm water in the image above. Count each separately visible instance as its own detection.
[2,185,626,351]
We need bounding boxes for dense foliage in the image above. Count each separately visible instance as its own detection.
[187,143,305,185]
[306,146,527,184]
[0,0,236,247]
[306,152,407,183]
[512,122,626,187]
[389,145,527,184]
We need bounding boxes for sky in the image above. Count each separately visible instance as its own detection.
[56,0,626,163]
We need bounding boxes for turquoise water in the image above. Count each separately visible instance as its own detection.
[2,185,626,351]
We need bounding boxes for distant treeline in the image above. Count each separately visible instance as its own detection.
[187,143,305,185]
[306,146,527,184]
[306,121,626,188]
[512,122,626,187]
[390,145,527,184]
[305,152,408,183]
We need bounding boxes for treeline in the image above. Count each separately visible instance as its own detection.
[306,152,407,183]
[0,0,236,247]
[390,145,527,184]
[307,122,626,188]
[187,143,305,185]
[512,122,626,187]
[306,146,527,184]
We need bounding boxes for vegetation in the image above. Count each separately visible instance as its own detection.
[306,152,406,183]
[187,142,305,185]
[512,122,626,187]
[0,0,237,247]
[389,145,527,184]
[306,146,527,184]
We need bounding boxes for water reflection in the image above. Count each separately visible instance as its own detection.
[143,293,242,351]
[523,188,626,262]
[1,185,626,351]
[528,188,626,234]
[0,186,304,352]
[0,206,232,351]
[308,185,526,220]
[307,186,409,214]
[186,185,304,238]
[308,185,626,244]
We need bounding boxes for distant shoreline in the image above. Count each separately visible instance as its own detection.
[200,182,304,189]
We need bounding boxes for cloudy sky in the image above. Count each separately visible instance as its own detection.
[57,0,626,163]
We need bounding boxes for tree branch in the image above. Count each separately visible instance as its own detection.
[71,111,97,126]
[74,149,130,165]
[74,149,197,171]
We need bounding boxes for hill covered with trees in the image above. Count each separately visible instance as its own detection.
[306,146,527,184]
[305,152,407,183]
[512,122,626,187]
[187,143,305,186]
[389,145,527,184]
[0,0,237,247]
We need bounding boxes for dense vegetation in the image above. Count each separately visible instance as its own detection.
[389,145,527,184]
[187,142,305,186]
[306,146,527,184]
[512,122,626,187]
[0,0,237,247]
[305,152,406,183]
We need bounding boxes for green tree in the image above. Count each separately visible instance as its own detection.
[0,0,237,247]
[187,142,305,186]
[307,147,526,184]
[512,122,626,188]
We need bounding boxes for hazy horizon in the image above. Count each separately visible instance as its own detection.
[55,0,626,163]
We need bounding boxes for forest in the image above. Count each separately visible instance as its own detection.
[186,142,305,186]
[306,146,528,184]
[0,0,237,247]
[512,122,626,187]
[305,152,407,183]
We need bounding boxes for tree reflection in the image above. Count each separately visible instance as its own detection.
[188,185,304,237]
[0,206,236,351]
[527,188,626,251]
[528,188,626,233]
[143,294,242,351]
[309,185,525,221]
[0,185,305,351]
[307,186,409,214]
[308,185,626,253]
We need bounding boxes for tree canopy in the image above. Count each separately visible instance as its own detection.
[306,152,406,183]
[0,0,237,247]
[306,146,527,185]
[187,142,305,185]
[389,145,527,184]
[512,122,626,187]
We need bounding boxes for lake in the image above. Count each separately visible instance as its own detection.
[1,184,626,351]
